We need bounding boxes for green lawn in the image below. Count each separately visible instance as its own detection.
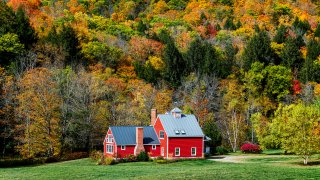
[0,157,320,180]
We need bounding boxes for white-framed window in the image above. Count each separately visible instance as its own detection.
[121,145,126,150]
[106,144,113,153]
[152,145,156,150]
[161,147,164,156]
[107,135,113,143]
[175,147,180,156]
[159,131,164,139]
[191,147,196,156]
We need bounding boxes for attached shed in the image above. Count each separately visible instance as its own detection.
[104,126,160,158]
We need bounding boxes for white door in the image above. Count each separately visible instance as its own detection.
[161,147,164,156]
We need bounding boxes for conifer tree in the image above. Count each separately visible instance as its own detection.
[280,37,304,69]
[158,30,185,87]
[15,6,37,48]
[243,30,275,69]
[273,25,287,44]
[315,23,320,38]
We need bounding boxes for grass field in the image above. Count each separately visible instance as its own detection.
[1,154,320,180]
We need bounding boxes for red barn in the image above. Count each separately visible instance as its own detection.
[104,107,205,159]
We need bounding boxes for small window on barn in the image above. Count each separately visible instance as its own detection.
[152,145,156,150]
[174,130,180,135]
[181,130,186,134]
[107,135,113,143]
[175,147,180,156]
[191,147,196,156]
[106,144,113,153]
[160,131,164,139]
[121,145,126,150]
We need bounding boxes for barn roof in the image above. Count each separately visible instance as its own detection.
[109,126,160,145]
[158,114,204,137]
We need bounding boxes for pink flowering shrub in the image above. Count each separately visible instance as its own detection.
[240,143,261,153]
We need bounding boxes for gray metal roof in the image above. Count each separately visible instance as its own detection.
[109,126,160,145]
[171,107,182,113]
[158,114,204,137]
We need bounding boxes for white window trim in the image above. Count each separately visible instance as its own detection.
[107,135,113,143]
[159,131,164,139]
[191,147,196,156]
[106,144,113,154]
[152,145,156,150]
[175,147,180,156]
[121,145,126,150]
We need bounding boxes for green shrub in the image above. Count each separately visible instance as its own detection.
[216,146,228,155]
[137,151,149,161]
[0,158,45,168]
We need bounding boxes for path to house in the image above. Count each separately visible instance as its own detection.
[208,155,282,163]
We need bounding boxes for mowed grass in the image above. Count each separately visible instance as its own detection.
[1,156,320,180]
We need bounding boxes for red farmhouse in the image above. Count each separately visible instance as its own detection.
[104,107,205,159]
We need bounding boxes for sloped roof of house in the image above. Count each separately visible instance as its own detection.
[109,126,160,145]
[171,107,182,113]
[158,114,204,137]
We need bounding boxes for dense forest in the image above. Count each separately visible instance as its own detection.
[0,0,320,161]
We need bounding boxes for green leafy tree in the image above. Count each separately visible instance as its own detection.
[264,65,292,101]
[0,33,24,65]
[81,41,122,68]
[271,103,320,165]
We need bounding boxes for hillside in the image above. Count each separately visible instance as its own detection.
[0,0,320,161]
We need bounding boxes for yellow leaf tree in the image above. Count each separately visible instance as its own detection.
[17,68,61,158]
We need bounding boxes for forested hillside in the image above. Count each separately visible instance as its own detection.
[1,0,320,160]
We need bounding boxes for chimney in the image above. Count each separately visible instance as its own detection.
[151,109,157,126]
[134,127,145,155]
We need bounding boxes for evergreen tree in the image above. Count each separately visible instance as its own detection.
[280,37,304,70]
[202,42,220,76]
[292,17,310,35]
[184,38,203,73]
[224,17,236,30]
[0,1,16,35]
[15,6,37,48]
[243,30,275,69]
[236,20,242,29]
[158,30,186,87]
[273,25,287,44]
[315,23,320,38]
[300,39,320,82]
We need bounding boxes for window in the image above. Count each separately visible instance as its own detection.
[121,145,126,150]
[152,145,156,150]
[174,130,180,135]
[181,130,186,134]
[161,147,164,156]
[159,131,164,139]
[175,147,180,156]
[106,144,113,153]
[107,135,113,143]
[191,147,196,156]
